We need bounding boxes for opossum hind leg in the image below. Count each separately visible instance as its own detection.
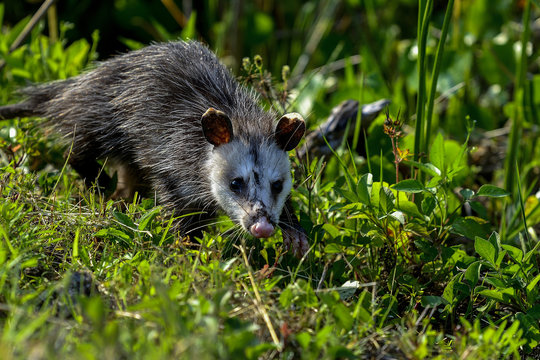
[67,153,149,200]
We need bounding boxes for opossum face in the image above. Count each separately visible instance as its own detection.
[202,108,305,238]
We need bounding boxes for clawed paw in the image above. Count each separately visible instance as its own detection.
[282,227,309,258]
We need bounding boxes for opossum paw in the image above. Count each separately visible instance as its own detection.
[282,227,309,258]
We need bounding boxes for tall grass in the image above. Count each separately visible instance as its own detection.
[423,0,455,156]
[413,0,455,167]
[1,1,540,358]
[504,0,532,197]
[413,0,432,163]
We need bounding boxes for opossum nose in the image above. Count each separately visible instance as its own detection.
[250,218,275,238]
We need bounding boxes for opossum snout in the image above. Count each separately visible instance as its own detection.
[250,217,275,238]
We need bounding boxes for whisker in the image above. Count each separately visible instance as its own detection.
[184,219,234,236]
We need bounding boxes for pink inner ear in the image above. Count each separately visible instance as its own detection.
[275,113,305,151]
[201,108,233,146]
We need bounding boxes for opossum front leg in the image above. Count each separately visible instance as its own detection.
[68,152,112,191]
[279,199,309,258]
[109,162,148,200]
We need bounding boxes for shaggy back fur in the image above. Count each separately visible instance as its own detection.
[1,41,308,243]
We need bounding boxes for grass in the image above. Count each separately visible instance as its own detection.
[1,1,540,359]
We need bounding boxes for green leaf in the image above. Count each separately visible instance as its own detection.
[463,261,481,288]
[80,296,108,329]
[113,211,136,229]
[95,228,132,245]
[72,227,80,259]
[524,237,540,263]
[426,175,443,188]
[502,244,523,264]
[421,296,448,307]
[430,133,446,175]
[356,173,373,205]
[315,326,333,348]
[451,136,470,176]
[323,243,343,254]
[451,217,490,240]
[397,198,424,219]
[415,240,438,262]
[469,201,488,219]
[379,187,395,214]
[516,312,540,351]
[487,232,501,262]
[478,288,516,304]
[279,287,293,308]
[337,280,360,300]
[296,332,311,350]
[245,343,277,359]
[352,291,372,323]
[332,302,354,331]
[301,284,319,308]
[474,237,497,266]
[322,224,341,239]
[442,278,456,305]
[402,160,441,177]
[392,179,425,193]
[336,188,358,203]
[389,211,405,225]
[138,207,161,231]
[526,305,540,321]
[484,276,506,289]
[526,274,540,297]
[475,185,510,198]
[421,195,436,215]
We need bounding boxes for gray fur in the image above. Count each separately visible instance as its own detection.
[0,40,308,254]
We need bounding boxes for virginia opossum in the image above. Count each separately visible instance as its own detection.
[0,40,309,256]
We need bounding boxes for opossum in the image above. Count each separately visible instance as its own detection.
[0,40,309,256]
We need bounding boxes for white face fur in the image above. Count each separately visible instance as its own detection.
[206,138,292,234]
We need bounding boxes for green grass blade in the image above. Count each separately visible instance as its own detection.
[352,72,364,150]
[504,0,531,197]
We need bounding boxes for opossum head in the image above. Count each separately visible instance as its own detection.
[202,108,305,238]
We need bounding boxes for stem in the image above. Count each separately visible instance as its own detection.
[352,73,365,150]
[391,136,400,208]
[504,0,531,196]
[413,0,433,163]
[239,242,281,349]
[515,162,531,244]
[424,0,455,155]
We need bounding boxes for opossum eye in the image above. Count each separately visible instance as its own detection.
[230,178,245,193]
[271,180,283,195]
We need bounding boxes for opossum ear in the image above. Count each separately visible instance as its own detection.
[275,113,305,151]
[201,108,233,146]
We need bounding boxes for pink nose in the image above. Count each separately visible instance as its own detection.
[250,218,275,238]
